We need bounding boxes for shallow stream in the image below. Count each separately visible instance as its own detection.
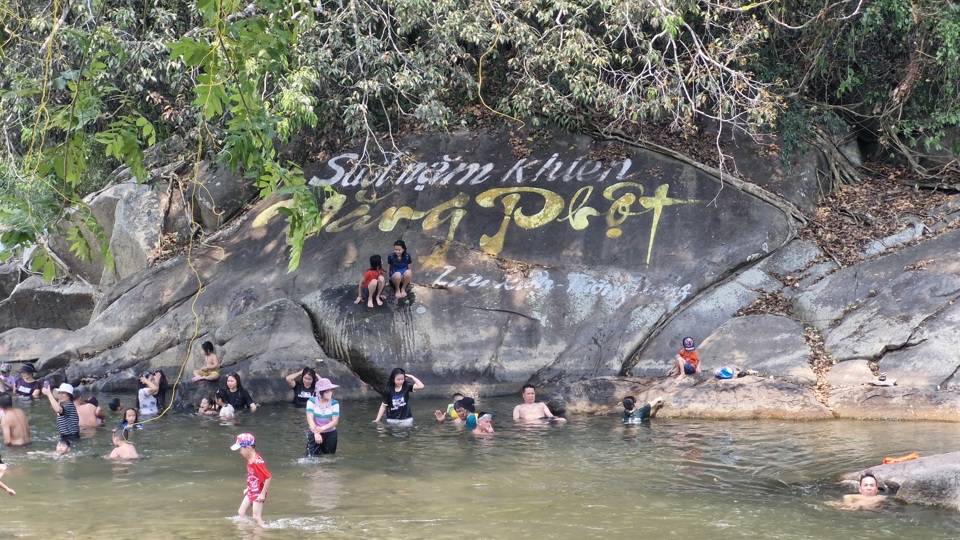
[3,395,960,539]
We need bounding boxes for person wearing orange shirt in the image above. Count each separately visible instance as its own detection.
[667,337,700,381]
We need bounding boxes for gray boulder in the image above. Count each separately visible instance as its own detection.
[827,386,960,421]
[794,229,960,389]
[551,375,833,420]
[101,183,167,286]
[0,276,96,332]
[0,129,816,406]
[631,239,820,377]
[697,315,815,385]
[190,159,259,233]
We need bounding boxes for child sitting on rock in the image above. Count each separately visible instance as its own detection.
[667,337,700,381]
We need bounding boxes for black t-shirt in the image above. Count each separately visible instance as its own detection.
[227,388,254,410]
[14,376,39,399]
[292,382,314,408]
[382,381,414,420]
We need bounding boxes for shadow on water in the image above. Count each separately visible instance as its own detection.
[3,396,960,538]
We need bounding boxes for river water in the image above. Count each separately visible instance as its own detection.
[2,395,960,539]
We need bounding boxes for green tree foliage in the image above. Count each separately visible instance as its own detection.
[1,0,957,277]
[762,0,960,175]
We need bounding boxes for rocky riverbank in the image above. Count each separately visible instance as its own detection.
[0,127,957,422]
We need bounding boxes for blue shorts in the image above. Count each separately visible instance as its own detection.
[683,362,696,375]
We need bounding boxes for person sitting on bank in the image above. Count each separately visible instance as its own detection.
[512,384,566,423]
[355,255,386,308]
[839,473,887,510]
[0,393,30,446]
[108,428,139,460]
[192,341,221,382]
[434,392,465,422]
[621,396,664,424]
[42,383,80,440]
[666,337,700,381]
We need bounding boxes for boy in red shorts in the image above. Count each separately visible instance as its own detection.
[231,432,272,527]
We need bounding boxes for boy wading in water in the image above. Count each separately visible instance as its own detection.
[231,433,272,527]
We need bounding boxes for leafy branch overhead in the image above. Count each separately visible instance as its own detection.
[1,0,958,278]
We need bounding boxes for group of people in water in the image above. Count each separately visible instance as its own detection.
[0,255,889,521]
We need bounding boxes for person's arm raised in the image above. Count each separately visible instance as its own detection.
[405,374,424,390]
[42,387,63,414]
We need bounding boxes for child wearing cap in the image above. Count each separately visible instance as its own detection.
[0,364,14,393]
[231,433,272,527]
[667,337,700,381]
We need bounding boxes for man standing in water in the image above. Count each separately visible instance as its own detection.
[840,473,886,510]
[0,393,30,446]
[512,384,566,423]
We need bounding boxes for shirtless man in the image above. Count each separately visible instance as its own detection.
[108,428,139,459]
[512,384,566,423]
[73,391,101,428]
[0,393,30,446]
[838,473,886,510]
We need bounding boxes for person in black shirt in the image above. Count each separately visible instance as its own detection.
[285,367,318,408]
[224,373,258,412]
[373,368,424,425]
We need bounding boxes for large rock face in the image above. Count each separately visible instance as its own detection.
[0,129,799,402]
[794,229,960,389]
[5,127,960,421]
[291,130,794,388]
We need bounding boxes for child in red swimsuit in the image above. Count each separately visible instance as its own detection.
[354,255,386,308]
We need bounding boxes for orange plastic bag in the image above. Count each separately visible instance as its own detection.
[883,452,919,465]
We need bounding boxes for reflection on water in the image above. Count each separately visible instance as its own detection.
[2,396,960,538]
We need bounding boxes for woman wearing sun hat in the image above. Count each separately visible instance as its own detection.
[41,383,80,439]
[305,378,340,456]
